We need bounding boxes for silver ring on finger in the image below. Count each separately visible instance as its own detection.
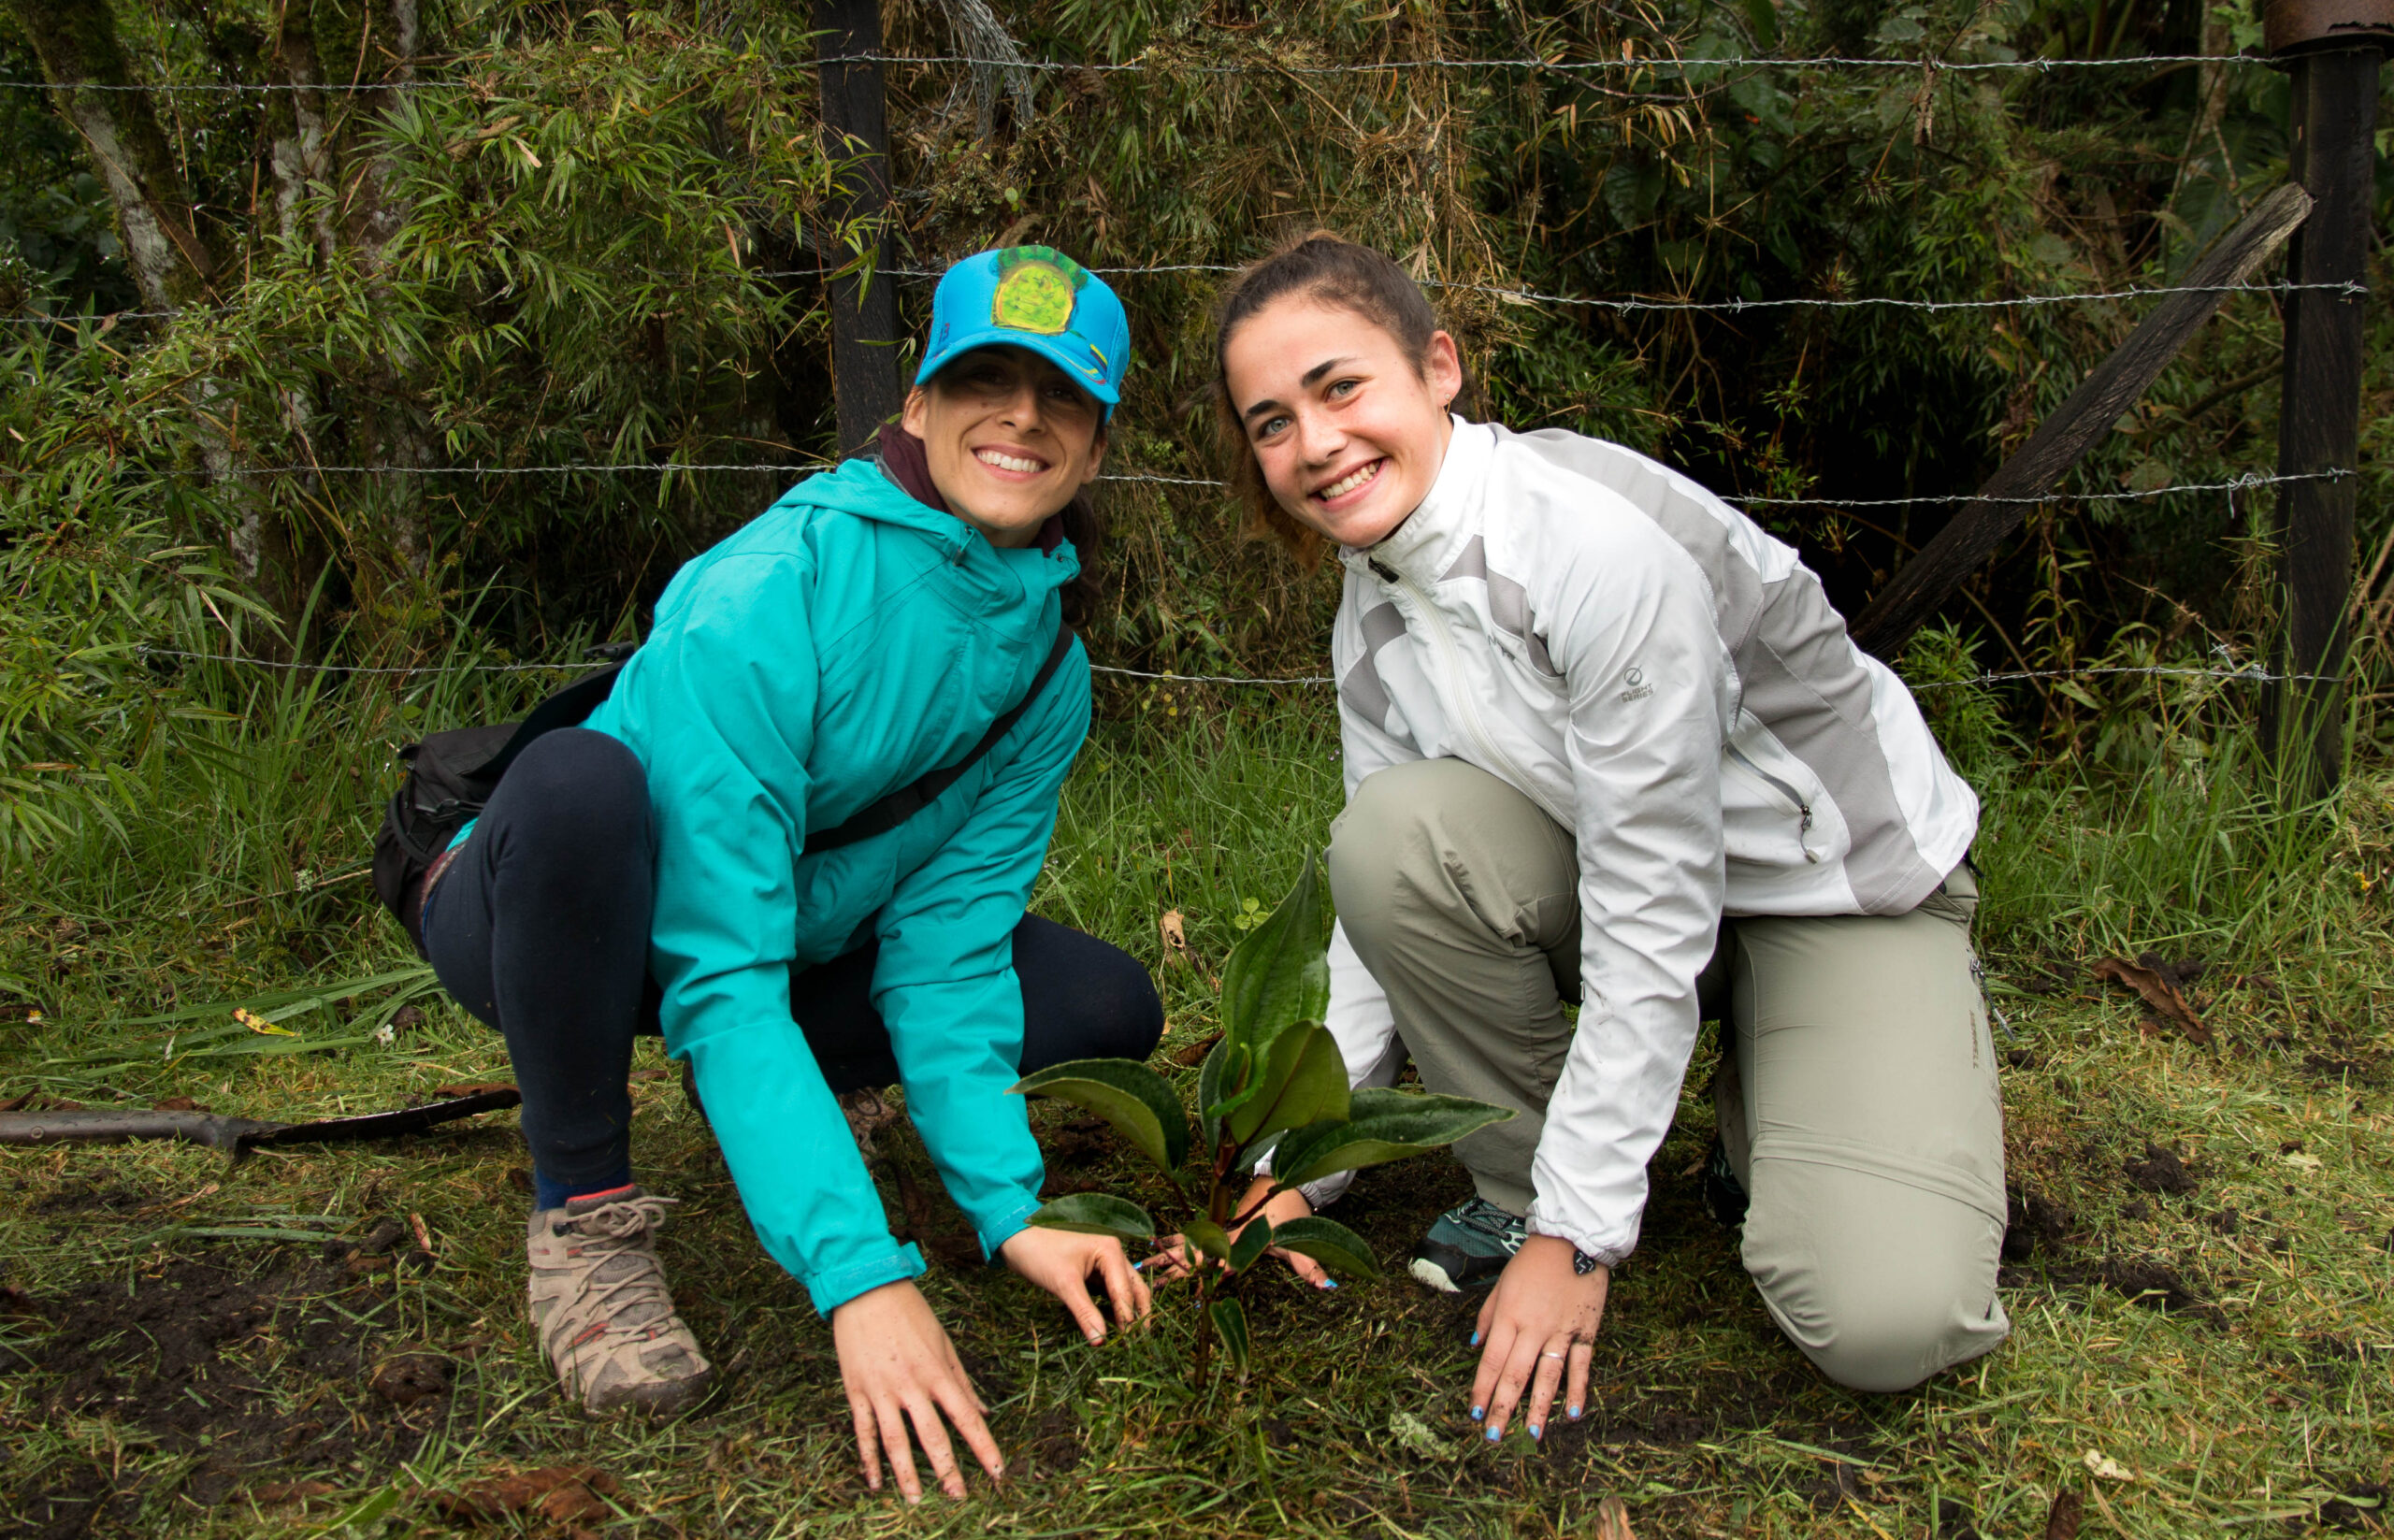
[1542,1351,1565,1360]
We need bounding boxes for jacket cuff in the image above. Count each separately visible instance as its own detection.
[1525,1209,1636,1270]
[974,1194,1045,1263]
[802,1243,928,1317]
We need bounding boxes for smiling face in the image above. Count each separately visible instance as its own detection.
[901,345,1108,548]
[1221,295,1461,551]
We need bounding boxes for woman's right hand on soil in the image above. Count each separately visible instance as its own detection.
[1148,1177,1334,1288]
[830,1279,1003,1504]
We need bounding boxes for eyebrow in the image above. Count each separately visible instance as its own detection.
[1241,355,1359,423]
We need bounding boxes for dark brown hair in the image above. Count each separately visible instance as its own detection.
[1210,232,1449,569]
[1057,486,1105,627]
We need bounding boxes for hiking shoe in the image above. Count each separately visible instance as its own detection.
[1408,1196,1528,1293]
[1703,1135,1751,1229]
[526,1186,713,1417]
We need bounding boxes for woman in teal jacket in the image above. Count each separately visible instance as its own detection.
[417,248,1162,1501]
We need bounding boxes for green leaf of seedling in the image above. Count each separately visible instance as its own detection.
[1272,1091,1516,1188]
[1229,1021,1349,1154]
[1208,1296,1250,1375]
[1197,1036,1259,1151]
[1028,1192,1155,1241]
[1265,1216,1381,1280]
[1217,856,1329,1062]
[1183,1216,1233,1269]
[1227,1216,1273,1273]
[1012,1058,1189,1172]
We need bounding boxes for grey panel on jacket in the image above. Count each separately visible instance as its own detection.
[1439,535,1562,678]
[1340,600,1413,736]
[1505,427,1942,914]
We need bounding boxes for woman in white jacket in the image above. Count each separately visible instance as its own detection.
[1209,235,2008,1436]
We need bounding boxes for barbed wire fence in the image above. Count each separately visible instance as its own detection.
[1,42,2371,711]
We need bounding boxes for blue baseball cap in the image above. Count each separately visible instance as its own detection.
[916,246,1130,414]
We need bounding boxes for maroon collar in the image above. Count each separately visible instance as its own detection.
[876,425,1064,554]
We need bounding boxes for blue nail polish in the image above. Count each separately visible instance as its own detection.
[1469,1331,1481,1346]
[1567,1403,1582,1419]
[1320,1278,1338,1289]
[1530,1425,1542,1440]
[1469,1405,1484,1421]
[1485,1426,1501,1443]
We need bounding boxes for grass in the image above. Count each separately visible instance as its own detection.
[2,679,2390,1539]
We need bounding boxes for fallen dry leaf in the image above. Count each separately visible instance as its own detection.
[1591,1495,1638,1540]
[2083,1449,2132,1482]
[2091,956,2212,1043]
[1160,909,1189,965]
[1170,1029,1223,1068]
[252,1479,338,1507]
[2045,1489,2084,1540]
[431,1081,518,1099]
[434,1465,619,1524]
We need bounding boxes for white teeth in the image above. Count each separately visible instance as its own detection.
[1318,460,1381,499]
[977,449,1046,473]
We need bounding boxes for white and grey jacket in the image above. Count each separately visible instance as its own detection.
[1297,419,1980,1266]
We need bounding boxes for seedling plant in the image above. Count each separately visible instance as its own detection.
[1011,858,1510,1374]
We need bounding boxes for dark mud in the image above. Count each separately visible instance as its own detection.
[0,1230,494,1539]
[2121,1143,2198,1196]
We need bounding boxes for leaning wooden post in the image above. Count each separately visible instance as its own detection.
[816,0,905,458]
[2262,0,2388,795]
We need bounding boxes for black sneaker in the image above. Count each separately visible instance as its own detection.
[1704,1135,1750,1228]
[1407,1196,1528,1292]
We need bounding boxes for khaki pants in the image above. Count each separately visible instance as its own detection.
[1329,757,2009,1393]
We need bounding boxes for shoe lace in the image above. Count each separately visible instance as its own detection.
[562,1194,681,1330]
[1451,1197,1527,1245]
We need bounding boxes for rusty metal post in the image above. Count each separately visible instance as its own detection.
[2262,0,2388,795]
[816,0,904,458]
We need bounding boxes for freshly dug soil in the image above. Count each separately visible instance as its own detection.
[0,1232,489,1538]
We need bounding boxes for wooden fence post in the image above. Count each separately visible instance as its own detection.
[2262,1,2388,794]
[816,0,904,458]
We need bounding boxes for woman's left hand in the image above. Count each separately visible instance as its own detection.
[1470,1235,1608,1440]
[996,1226,1152,1345]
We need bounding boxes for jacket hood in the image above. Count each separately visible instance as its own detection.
[793,454,975,541]
[793,454,1081,592]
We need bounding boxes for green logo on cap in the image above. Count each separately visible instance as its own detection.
[992,246,1088,337]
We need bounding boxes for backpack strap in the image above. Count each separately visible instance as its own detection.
[805,625,1078,856]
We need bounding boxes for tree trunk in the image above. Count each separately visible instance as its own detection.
[270,0,436,583]
[2,0,217,310]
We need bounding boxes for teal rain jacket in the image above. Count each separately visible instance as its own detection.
[580,457,1089,1315]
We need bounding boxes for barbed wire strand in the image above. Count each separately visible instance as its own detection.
[9,275,2359,330]
[128,645,2335,692]
[0,50,2285,94]
[773,266,2366,313]
[30,463,2336,510]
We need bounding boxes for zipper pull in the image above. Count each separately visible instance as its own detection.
[1971,956,2018,1041]
[1799,803,1818,862]
[1368,558,1399,584]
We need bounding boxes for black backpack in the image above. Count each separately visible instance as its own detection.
[372,626,1077,956]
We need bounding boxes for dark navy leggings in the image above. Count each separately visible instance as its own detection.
[421,727,1164,1206]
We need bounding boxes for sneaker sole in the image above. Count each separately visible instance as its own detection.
[585,1365,714,1418]
[1409,1256,1464,1293]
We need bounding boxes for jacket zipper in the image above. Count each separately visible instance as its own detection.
[1374,558,1545,803]
[1725,742,1818,863]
